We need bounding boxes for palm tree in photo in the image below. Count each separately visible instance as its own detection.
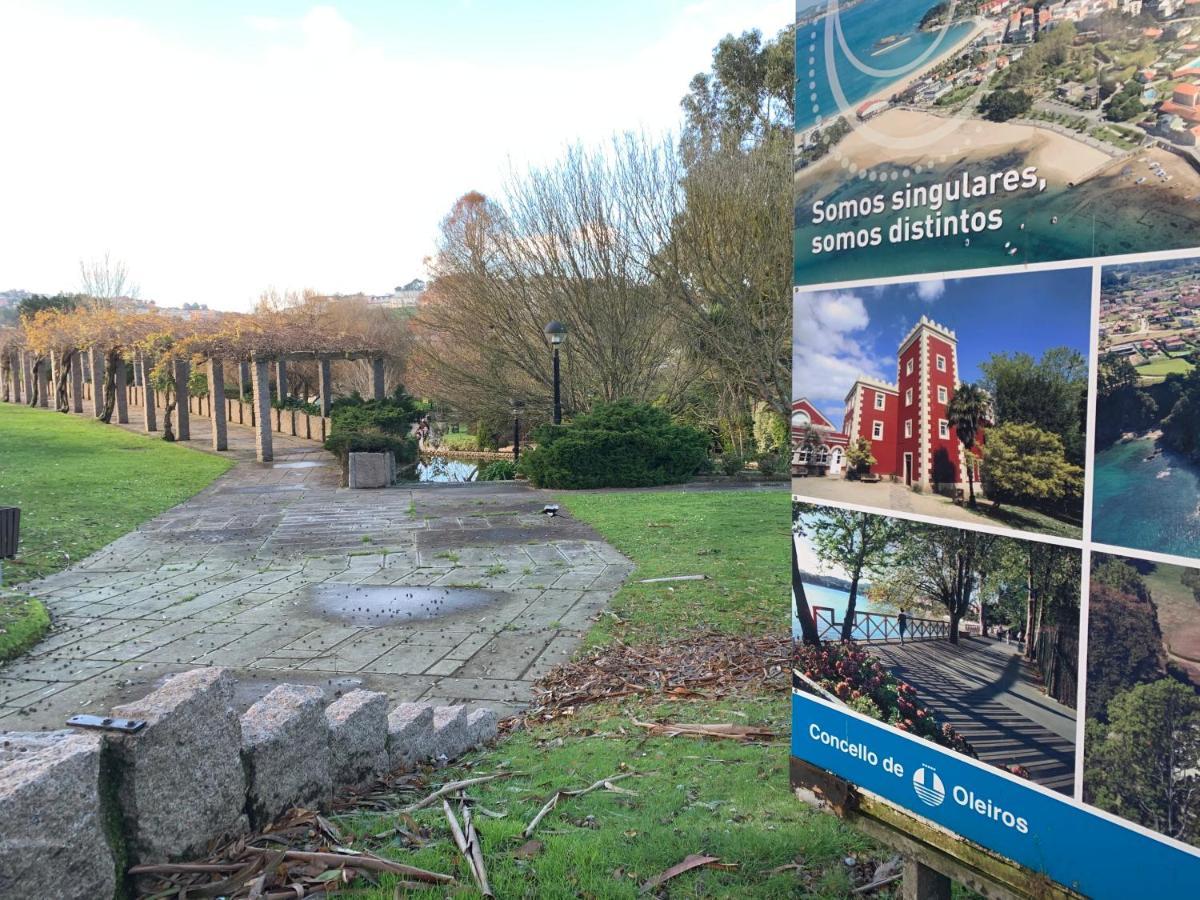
[947,382,989,507]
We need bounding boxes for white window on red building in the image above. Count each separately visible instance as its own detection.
[937,385,948,404]
[905,388,913,406]
[938,419,950,439]
[904,419,913,438]
[874,392,885,410]
[872,421,884,440]
[906,359,914,375]
[936,354,946,372]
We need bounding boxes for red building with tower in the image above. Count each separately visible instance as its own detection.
[793,316,983,493]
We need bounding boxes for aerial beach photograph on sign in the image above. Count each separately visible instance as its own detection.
[1083,551,1200,847]
[1093,254,1200,559]
[792,267,1092,538]
[794,0,1200,286]
[792,501,1080,793]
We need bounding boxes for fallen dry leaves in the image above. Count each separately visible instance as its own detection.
[507,631,790,730]
[640,853,739,893]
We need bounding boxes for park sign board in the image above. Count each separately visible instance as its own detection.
[792,0,1200,894]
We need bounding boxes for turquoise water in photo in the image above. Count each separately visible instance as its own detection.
[797,0,974,129]
[792,580,882,639]
[1092,438,1200,560]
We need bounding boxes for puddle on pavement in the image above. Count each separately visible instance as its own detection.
[310,584,499,625]
[268,461,330,469]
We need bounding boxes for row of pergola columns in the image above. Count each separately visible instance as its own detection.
[3,348,388,463]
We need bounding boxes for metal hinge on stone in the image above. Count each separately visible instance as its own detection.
[66,714,147,734]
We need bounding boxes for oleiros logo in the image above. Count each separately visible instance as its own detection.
[911,765,945,807]
[913,763,1030,835]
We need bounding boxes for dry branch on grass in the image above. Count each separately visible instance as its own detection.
[631,720,776,742]
[523,772,637,838]
[508,632,790,730]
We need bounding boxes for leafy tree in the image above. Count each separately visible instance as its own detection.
[891,524,1001,643]
[1182,567,1200,603]
[979,90,1032,122]
[751,400,787,454]
[980,348,1088,464]
[791,503,821,647]
[845,436,876,478]
[680,26,793,161]
[981,423,1083,512]
[804,509,899,642]
[1086,561,1167,717]
[1086,679,1200,844]
[946,382,989,506]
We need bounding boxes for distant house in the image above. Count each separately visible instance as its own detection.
[1164,338,1189,351]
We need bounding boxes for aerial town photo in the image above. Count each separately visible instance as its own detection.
[792,268,1092,538]
[795,0,1200,283]
[1093,255,1200,558]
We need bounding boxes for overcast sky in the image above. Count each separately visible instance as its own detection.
[0,0,790,310]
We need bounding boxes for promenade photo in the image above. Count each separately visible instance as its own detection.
[792,267,1092,538]
[793,502,1080,794]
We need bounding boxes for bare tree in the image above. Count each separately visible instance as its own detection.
[80,252,139,300]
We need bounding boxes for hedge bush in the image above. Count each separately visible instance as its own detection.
[324,429,418,464]
[516,400,707,489]
[478,459,517,481]
[329,388,422,436]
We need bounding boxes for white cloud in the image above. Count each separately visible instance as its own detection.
[914,279,946,302]
[793,288,888,409]
[0,0,789,309]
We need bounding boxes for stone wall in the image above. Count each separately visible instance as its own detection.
[0,667,498,899]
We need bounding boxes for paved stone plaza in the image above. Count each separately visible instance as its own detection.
[0,419,633,727]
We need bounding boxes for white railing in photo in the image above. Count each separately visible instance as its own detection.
[812,606,949,643]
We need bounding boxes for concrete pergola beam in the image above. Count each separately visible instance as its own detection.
[371,357,385,401]
[36,358,49,408]
[140,354,158,432]
[115,356,129,424]
[207,359,227,451]
[173,359,191,440]
[251,358,273,463]
[318,358,332,416]
[89,349,103,417]
[70,351,83,413]
[21,352,33,405]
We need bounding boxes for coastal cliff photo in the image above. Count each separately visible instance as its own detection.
[795,0,1200,284]
[1093,255,1200,559]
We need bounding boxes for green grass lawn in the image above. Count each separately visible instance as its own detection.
[327,488,892,899]
[559,490,788,647]
[1136,357,1193,377]
[0,593,49,661]
[0,404,233,584]
[974,500,1082,540]
[439,431,479,451]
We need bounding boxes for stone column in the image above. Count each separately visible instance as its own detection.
[318,358,332,416]
[89,349,104,417]
[114,357,129,424]
[36,358,49,407]
[69,351,84,413]
[275,359,288,402]
[207,358,228,451]
[371,357,385,401]
[49,353,60,409]
[173,359,191,440]
[4,351,16,402]
[20,352,33,404]
[237,361,249,424]
[251,357,273,462]
[141,356,158,432]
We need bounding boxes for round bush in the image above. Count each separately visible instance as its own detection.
[478,460,517,481]
[516,400,708,489]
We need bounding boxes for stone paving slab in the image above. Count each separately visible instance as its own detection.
[1,419,632,724]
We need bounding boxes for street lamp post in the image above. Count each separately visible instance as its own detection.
[543,320,567,425]
[511,398,525,462]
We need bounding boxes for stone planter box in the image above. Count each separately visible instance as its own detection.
[346,451,395,489]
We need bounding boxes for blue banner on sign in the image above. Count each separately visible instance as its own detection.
[792,690,1200,898]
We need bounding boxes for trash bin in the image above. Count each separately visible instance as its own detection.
[0,507,19,559]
